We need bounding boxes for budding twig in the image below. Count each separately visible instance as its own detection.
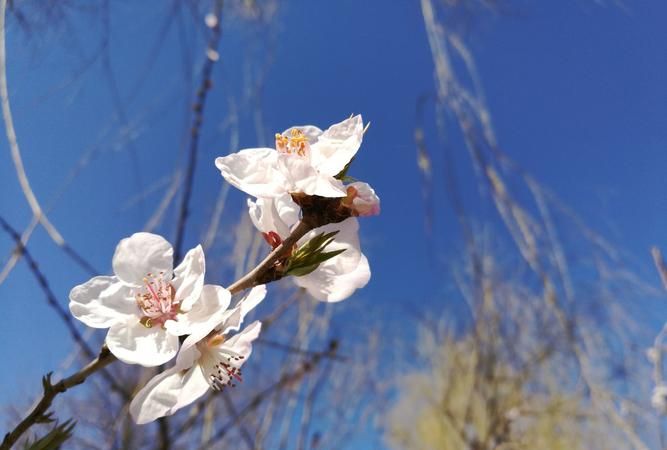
[0,347,115,450]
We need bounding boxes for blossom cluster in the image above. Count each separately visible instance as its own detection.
[68,115,379,424]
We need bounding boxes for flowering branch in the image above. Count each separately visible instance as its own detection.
[1,218,312,448]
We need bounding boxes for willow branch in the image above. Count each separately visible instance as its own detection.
[0,0,97,283]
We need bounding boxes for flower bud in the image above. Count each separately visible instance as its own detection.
[342,182,380,217]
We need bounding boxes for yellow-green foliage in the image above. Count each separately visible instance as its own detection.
[385,333,591,450]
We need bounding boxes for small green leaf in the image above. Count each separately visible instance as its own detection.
[286,248,347,277]
[311,248,346,265]
[23,420,75,450]
[285,264,320,277]
[34,411,55,424]
[41,373,54,394]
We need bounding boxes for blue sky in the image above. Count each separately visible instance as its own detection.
[1,0,666,446]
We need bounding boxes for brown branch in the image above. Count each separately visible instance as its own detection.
[0,347,115,450]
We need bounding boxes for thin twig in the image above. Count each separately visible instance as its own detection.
[0,347,115,450]
[173,0,224,263]
[0,215,127,397]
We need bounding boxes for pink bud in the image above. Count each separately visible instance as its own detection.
[343,182,380,217]
[262,231,282,249]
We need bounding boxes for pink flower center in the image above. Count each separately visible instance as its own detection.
[275,129,310,157]
[135,272,179,328]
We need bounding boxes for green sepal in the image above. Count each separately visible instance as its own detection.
[285,231,347,277]
[334,157,355,180]
[286,248,347,277]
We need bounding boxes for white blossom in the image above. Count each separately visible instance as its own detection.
[129,285,266,424]
[215,115,366,199]
[69,232,224,367]
[248,195,370,302]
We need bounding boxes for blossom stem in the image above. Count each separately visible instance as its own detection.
[228,220,313,295]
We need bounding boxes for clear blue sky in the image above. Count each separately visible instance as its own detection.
[1,1,666,446]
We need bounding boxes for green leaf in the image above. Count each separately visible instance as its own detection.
[23,420,75,450]
[285,264,320,277]
[286,248,347,277]
[311,248,347,265]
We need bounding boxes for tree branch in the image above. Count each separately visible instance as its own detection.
[0,347,115,450]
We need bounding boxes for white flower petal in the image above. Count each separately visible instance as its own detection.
[310,115,364,177]
[166,284,231,340]
[296,254,371,302]
[219,285,266,335]
[106,320,179,367]
[294,218,370,302]
[69,276,138,328]
[215,148,288,198]
[278,155,346,197]
[129,346,209,425]
[221,320,262,358]
[172,245,206,311]
[112,233,173,286]
[247,194,299,238]
[347,182,380,217]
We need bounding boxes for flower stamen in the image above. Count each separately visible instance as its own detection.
[135,272,178,328]
[275,129,310,157]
